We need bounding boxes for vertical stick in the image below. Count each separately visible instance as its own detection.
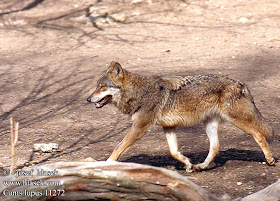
[10,117,14,173]
[9,117,19,173]
[14,122,19,146]
[10,117,14,150]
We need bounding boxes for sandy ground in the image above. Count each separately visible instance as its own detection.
[0,0,280,199]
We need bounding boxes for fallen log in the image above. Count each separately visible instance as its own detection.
[241,178,280,201]
[0,161,221,201]
[1,161,280,201]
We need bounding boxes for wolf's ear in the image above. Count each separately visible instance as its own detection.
[108,61,123,78]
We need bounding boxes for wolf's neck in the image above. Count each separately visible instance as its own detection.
[116,70,149,114]
[122,70,149,88]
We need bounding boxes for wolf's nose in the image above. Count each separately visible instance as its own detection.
[87,97,91,103]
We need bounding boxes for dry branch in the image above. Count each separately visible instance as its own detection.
[9,117,19,173]
[0,161,221,201]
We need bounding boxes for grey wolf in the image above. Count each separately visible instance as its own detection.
[87,61,275,172]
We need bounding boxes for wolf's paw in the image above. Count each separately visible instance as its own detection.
[193,163,208,172]
[267,158,276,166]
[185,165,194,173]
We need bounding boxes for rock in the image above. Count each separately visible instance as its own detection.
[33,143,59,153]
[110,13,126,23]
[239,17,248,24]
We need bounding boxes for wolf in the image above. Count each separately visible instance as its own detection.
[87,61,275,172]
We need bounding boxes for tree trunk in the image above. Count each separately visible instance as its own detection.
[241,179,280,201]
[0,161,221,201]
[1,161,279,201]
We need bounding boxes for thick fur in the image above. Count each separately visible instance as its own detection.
[87,61,275,172]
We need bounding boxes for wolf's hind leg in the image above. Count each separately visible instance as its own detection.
[194,118,220,171]
[222,95,275,165]
[221,87,275,165]
[228,117,275,166]
[164,127,193,172]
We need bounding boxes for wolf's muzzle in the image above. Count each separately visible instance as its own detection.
[87,97,92,103]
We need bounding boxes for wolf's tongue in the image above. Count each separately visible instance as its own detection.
[95,95,112,109]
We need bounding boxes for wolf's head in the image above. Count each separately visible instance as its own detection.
[87,61,123,108]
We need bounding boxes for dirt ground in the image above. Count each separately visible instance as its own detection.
[0,0,280,199]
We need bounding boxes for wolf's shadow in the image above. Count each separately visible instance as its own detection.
[123,148,267,171]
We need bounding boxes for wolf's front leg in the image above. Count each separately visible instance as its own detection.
[107,127,145,161]
[107,112,152,161]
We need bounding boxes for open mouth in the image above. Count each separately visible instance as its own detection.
[95,95,112,108]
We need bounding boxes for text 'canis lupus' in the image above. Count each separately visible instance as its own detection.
[87,61,275,172]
